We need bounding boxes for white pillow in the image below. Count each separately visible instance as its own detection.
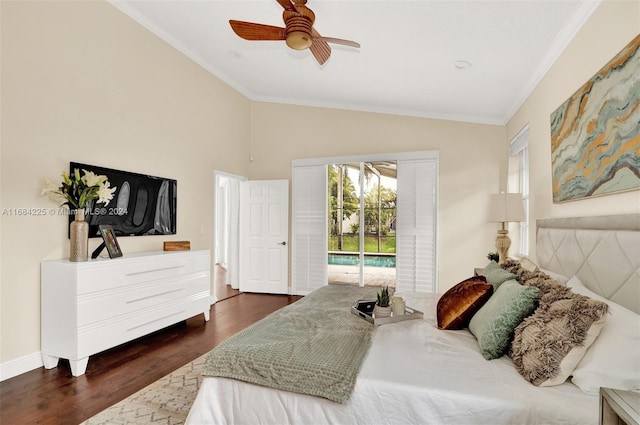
[567,275,640,394]
[517,256,569,285]
[540,269,569,285]
[518,256,538,271]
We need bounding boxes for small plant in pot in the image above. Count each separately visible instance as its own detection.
[374,286,392,318]
[487,252,499,262]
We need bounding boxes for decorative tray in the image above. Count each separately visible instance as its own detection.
[350,305,424,326]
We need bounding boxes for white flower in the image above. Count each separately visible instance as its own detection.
[97,181,117,206]
[43,168,116,208]
[82,170,106,187]
[41,177,67,205]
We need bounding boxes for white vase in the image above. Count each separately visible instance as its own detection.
[70,209,89,262]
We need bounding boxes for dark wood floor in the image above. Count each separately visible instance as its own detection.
[0,293,302,425]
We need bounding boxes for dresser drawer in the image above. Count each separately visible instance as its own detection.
[75,252,209,295]
[76,293,210,359]
[77,273,209,327]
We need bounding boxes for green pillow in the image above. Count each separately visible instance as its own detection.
[482,261,517,291]
[469,280,540,360]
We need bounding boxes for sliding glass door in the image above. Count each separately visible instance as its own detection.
[291,151,438,295]
[328,162,397,288]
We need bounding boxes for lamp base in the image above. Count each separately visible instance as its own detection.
[496,229,511,265]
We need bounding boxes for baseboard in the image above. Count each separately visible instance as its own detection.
[1,351,44,381]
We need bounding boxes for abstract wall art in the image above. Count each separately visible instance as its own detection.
[550,34,639,203]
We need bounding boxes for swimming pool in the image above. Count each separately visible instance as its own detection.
[328,253,396,268]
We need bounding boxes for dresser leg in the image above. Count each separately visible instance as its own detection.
[41,353,59,369]
[70,357,89,376]
[204,310,210,321]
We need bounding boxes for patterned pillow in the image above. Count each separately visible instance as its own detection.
[482,261,517,291]
[437,276,493,330]
[468,280,540,360]
[504,261,609,386]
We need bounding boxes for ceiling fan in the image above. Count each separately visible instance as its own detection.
[229,0,360,65]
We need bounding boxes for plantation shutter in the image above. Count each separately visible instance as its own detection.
[291,164,328,295]
[509,124,529,156]
[395,157,438,293]
[509,124,530,256]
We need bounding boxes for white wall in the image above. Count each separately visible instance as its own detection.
[507,0,640,259]
[1,0,251,370]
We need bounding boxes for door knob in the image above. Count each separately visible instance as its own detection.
[278,241,287,246]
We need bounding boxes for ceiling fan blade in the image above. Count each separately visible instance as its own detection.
[310,29,331,65]
[229,20,286,41]
[275,0,299,13]
[314,36,360,48]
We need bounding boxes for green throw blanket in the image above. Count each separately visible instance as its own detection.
[201,285,378,403]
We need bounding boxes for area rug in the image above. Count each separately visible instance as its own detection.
[82,354,208,425]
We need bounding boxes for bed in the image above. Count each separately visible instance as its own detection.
[186,214,640,425]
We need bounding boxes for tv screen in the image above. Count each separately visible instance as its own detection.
[70,162,177,238]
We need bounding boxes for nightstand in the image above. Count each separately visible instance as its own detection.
[600,387,640,425]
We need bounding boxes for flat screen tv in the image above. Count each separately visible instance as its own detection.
[70,162,177,238]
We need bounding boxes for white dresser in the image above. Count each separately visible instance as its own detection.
[41,250,211,376]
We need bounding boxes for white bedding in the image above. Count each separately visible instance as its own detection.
[186,291,598,425]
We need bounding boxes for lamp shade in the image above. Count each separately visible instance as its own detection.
[488,193,525,223]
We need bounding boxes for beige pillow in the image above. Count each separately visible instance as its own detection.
[514,256,570,285]
[506,262,608,386]
[518,256,539,272]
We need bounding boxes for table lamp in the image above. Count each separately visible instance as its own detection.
[488,193,525,264]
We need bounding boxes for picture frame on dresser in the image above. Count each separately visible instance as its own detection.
[98,224,122,259]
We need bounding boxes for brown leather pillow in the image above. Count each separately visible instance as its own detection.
[437,276,494,330]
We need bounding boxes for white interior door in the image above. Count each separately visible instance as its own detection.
[239,180,289,294]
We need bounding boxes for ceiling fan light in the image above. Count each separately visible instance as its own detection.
[286,31,313,50]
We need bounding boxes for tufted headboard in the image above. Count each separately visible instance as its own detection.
[536,214,640,314]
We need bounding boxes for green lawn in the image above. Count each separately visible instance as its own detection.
[328,235,396,253]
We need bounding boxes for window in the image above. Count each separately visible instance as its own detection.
[508,125,530,256]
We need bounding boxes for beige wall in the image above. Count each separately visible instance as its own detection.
[2,0,639,372]
[249,103,507,293]
[507,0,640,259]
[1,1,251,364]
